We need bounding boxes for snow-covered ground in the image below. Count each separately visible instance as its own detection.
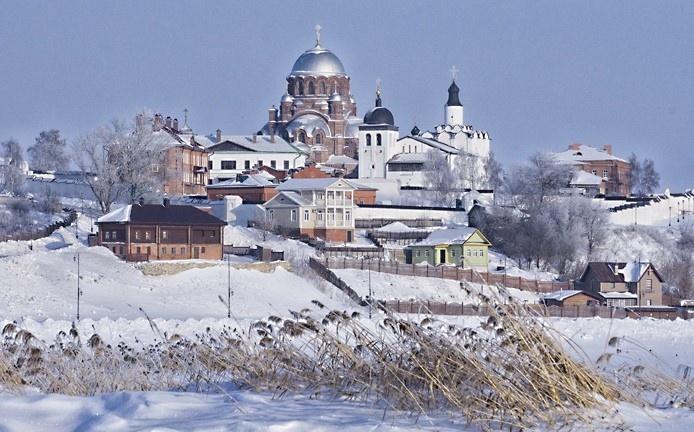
[1,212,693,431]
[334,268,540,303]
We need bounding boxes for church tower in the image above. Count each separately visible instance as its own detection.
[445,79,464,126]
[358,86,399,179]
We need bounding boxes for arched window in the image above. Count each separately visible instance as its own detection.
[294,82,300,95]
[288,83,293,95]
[366,134,372,146]
[319,82,326,94]
[376,134,382,146]
[308,82,315,95]
[297,131,306,143]
[298,81,304,95]
[315,134,322,144]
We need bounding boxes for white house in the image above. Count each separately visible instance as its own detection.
[205,134,308,183]
[263,178,361,242]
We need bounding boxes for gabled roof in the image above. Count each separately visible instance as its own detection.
[542,290,603,302]
[579,262,663,283]
[207,174,275,189]
[264,191,312,208]
[397,135,459,154]
[387,152,428,164]
[277,177,363,192]
[206,135,306,155]
[551,144,627,164]
[97,204,226,226]
[413,227,489,247]
[571,170,604,186]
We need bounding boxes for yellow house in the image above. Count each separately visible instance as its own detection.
[408,227,492,269]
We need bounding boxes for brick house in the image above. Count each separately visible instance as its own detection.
[577,262,664,306]
[552,144,631,196]
[206,174,279,203]
[96,200,225,261]
[263,178,369,242]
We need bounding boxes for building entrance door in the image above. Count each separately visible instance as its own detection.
[346,231,353,242]
[439,249,446,264]
[193,247,200,259]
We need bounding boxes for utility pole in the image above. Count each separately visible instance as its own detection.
[75,253,81,321]
[227,254,232,318]
[368,256,372,319]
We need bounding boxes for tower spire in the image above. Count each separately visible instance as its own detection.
[375,77,382,107]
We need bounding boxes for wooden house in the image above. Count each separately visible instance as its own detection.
[406,227,491,270]
[577,262,664,306]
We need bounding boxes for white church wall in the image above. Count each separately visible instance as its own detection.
[354,205,468,225]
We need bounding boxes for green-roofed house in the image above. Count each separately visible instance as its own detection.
[406,227,492,270]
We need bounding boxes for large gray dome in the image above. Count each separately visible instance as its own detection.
[290,45,346,76]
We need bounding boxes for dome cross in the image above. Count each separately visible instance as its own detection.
[450,65,459,81]
[315,24,322,46]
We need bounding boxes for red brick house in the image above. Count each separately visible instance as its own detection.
[96,200,225,261]
[552,144,631,196]
[206,174,279,203]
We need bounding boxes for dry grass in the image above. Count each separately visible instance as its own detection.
[0,282,691,430]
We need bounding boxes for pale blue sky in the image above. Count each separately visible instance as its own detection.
[1,1,692,190]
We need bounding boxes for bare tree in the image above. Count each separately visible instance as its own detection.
[0,138,26,195]
[453,152,483,190]
[27,129,69,172]
[505,153,569,209]
[422,150,456,205]
[628,153,660,196]
[73,114,167,214]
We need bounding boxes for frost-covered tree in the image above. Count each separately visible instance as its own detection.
[423,150,456,205]
[484,151,503,191]
[27,129,69,172]
[453,153,485,191]
[0,138,26,195]
[504,153,569,209]
[628,153,660,196]
[73,114,167,213]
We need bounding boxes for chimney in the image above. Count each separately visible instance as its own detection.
[163,197,170,207]
[268,106,278,122]
[153,114,163,131]
[173,118,179,131]
[252,134,257,143]
[138,197,145,206]
[569,143,581,151]
[216,129,222,143]
[165,116,172,128]
[603,144,612,155]
[270,133,275,143]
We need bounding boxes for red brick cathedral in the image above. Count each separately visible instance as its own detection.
[262,26,361,163]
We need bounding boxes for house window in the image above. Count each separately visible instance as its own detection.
[297,131,306,143]
[245,160,251,170]
[162,231,168,240]
[162,247,167,254]
[105,231,110,240]
[327,191,334,201]
[645,279,653,292]
[603,169,609,178]
[172,248,176,256]
[451,250,456,257]
[291,210,297,221]
[221,161,237,170]
[284,160,289,170]
[135,231,141,240]
[271,160,276,169]
[298,82,304,95]
[345,210,351,221]
[315,134,322,144]
[425,250,429,257]
[416,250,420,257]
[303,210,310,221]
[258,160,263,168]
[208,160,213,170]
[317,211,324,221]
[136,246,141,254]
[308,81,315,94]
[320,82,326,94]
[366,134,371,146]
[317,192,324,200]
[268,210,274,220]
[377,134,382,146]
[181,247,185,255]
[201,247,206,254]
[145,231,151,241]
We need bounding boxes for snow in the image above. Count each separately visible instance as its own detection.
[333,268,540,304]
[617,261,648,282]
[96,205,131,223]
[376,221,420,233]
[571,170,604,185]
[600,291,638,299]
[552,144,627,163]
[487,250,559,282]
[542,290,583,301]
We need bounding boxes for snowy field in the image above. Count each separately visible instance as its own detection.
[1,214,693,431]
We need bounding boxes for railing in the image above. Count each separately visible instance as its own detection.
[125,253,150,262]
[321,256,570,293]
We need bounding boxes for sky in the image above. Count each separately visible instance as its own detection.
[1,0,692,190]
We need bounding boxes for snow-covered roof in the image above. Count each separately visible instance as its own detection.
[265,191,312,207]
[552,144,627,164]
[387,152,428,164]
[208,135,305,155]
[97,205,132,223]
[415,227,480,246]
[324,154,358,166]
[398,136,459,155]
[542,290,584,301]
[277,178,340,191]
[571,170,604,186]
[600,291,638,299]
[617,262,650,283]
[207,174,275,189]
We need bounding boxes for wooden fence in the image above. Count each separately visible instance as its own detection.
[0,209,77,242]
[321,256,570,293]
[308,257,366,306]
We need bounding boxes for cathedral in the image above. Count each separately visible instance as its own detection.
[261,26,362,163]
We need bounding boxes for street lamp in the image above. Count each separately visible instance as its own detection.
[677,201,680,223]
[74,253,81,321]
[669,205,672,227]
